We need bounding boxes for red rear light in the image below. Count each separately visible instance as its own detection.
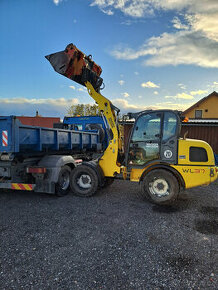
[27,167,46,174]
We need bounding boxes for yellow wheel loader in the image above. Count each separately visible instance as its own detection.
[46,44,218,205]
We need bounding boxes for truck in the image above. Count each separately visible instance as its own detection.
[0,116,102,196]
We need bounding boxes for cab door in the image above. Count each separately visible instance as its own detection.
[161,111,179,164]
[127,112,162,166]
[126,111,179,167]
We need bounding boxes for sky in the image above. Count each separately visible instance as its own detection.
[0,0,218,117]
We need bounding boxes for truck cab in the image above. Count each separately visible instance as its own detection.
[55,115,109,150]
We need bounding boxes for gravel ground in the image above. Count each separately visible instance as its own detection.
[0,180,218,289]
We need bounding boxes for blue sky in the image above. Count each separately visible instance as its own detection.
[0,0,218,117]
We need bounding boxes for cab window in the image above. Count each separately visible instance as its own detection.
[129,113,161,166]
[132,113,161,142]
[71,124,83,130]
[162,112,177,141]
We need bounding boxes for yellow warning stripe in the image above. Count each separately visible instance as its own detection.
[12,183,21,190]
[11,183,33,191]
[24,184,32,191]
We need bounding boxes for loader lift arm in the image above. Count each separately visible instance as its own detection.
[45,43,121,177]
[85,82,121,177]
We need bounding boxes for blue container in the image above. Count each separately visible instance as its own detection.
[0,116,100,155]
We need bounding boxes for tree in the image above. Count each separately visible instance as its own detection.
[67,104,100,116]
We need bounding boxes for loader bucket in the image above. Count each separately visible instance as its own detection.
[45,43,103,91]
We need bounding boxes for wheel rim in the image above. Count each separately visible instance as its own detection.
[77,174,92,189]
[59,171,70,190]
[149,178,170,197]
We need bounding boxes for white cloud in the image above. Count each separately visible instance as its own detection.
[0,97,79,106]
[91,1,218,18]
[122,92,130,98]
[78,87,87,92]
[209,81,218,89]
[69,86,75,90]
[141,81,159,88]
[178,83,186,90]
[91,0,153,18]
[99,1,218,68]
[101,8,114,15]
[172,16,189,30]
[118,80,125,86]
[112,98,193,113]
[112,30,218,68]
[190,90,208,96]
[112,98,140,111]
[153,101,194,111]
[165,92,194,100]
[154,91,158,95]
[53,0,62,5]
[186,12,218,42]
[111,44,156,60]
[0,97,79,117]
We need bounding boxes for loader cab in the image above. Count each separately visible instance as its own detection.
[126,110,181,167]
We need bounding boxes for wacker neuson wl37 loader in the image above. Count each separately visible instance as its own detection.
[45,43,218,205]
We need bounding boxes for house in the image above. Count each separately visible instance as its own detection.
[183,91,218,119]
[16,112,60,128]
[182,91,218,158]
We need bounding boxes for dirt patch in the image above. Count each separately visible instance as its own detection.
[199,206,218,218]
[166,255,197,271]
[152,204,181,213]
[194,219,218,235]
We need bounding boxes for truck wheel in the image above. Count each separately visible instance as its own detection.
[55,165,71,197]
[70,165,98,197]
[141,169,179,205]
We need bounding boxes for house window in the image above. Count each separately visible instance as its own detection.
[195,110,202,118]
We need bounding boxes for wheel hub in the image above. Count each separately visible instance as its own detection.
[77,174,92,189]
[149,178,169,197]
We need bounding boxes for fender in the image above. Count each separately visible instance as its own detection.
[140,163,185,191]
[82,161,105,187]
[38,155,76,183]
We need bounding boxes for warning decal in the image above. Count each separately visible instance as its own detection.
[2,131,8,147]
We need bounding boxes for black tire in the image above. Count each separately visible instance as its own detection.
[102,177,114,188]
[141,169,179,205]
[55,165,71,197]
[70,165,98,197]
